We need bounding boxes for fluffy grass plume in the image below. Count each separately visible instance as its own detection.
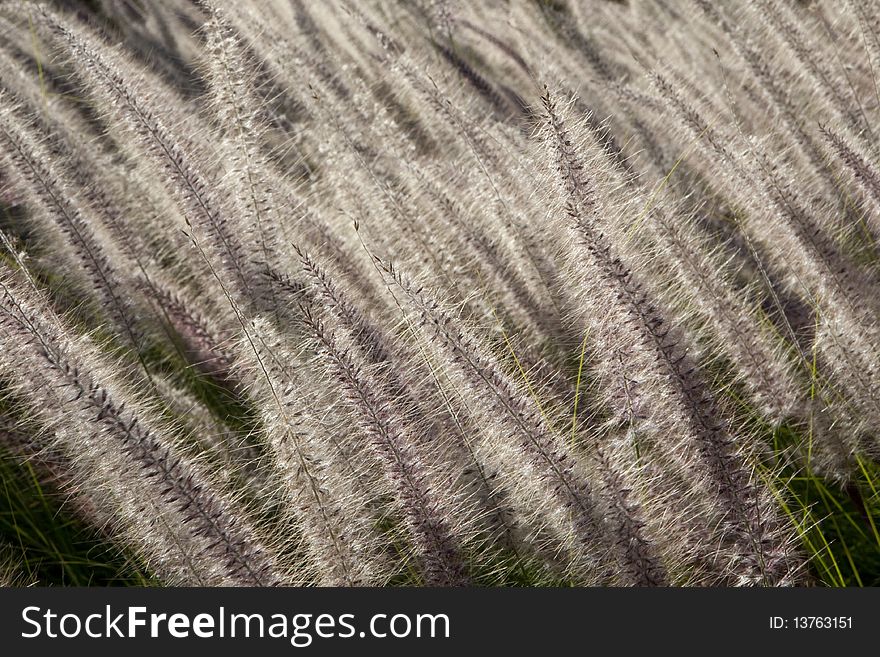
[0,0,879,587]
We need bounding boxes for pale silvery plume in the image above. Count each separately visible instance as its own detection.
[381,261,619,584]
[0,265,283,585]
[646,66,880,460]
[25,4,392,585]
[539,88,803,586]
[0,92,144,357]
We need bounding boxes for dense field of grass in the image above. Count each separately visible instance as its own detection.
[1,0,879,586]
